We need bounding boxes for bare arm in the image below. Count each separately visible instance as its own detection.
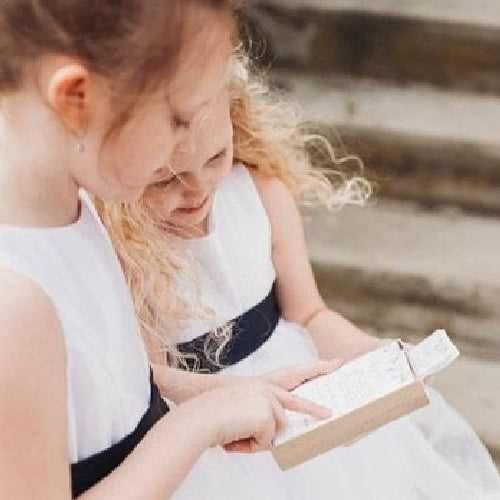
[152,364,228,403]
[1,269,332,499]
[250,171,381,361]
[0,269,70,499]
[152,357,343,404]
[0,271,214,498]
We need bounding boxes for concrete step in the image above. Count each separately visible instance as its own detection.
[243,1,500,94]
[258,0,500,29]
[304,201,500,360]
[273,72,500,215]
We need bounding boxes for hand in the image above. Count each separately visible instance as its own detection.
[182,378,332,454]
[261,358,344,391]
[166,358,343,403]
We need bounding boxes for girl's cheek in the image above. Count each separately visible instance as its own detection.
[217,159,233,184]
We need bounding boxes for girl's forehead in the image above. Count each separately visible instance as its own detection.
[171,93,232,169]
[165,13,233,103]
[195,89,231,135]
[167,54,231,111]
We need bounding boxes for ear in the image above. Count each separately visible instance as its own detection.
[43,62,91,133]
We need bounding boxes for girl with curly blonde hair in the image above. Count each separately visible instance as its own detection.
[98,53,375,371]
[97,51,500,500]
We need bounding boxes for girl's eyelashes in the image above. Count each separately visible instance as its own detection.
[151,174,179,188]
[208,148,227,163]
[150,148,228,189]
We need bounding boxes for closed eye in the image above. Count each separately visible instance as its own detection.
[151,174,179,188]
[208,148,227,163]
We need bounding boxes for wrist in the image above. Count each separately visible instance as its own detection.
[167,396,218,450]
[301,306,328,329]
[154,367,212,404]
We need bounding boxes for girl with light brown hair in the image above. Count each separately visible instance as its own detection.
[99,53,500,499]
[0,3,335,498]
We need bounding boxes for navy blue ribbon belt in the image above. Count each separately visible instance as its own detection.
[71,284,279,495]
[177,282,280,373]
[71,371,168,497]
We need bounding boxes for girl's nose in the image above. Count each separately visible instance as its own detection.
[173,135,190,156]
[174,116,207,155]
[172,124,195,155]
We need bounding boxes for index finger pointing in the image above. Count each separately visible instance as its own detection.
[274,387,332,420]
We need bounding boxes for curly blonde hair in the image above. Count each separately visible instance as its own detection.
[97,51,370,369]
[230,52,370,208]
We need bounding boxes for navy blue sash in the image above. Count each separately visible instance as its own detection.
[177,283,280,372]
[71,372,168,497]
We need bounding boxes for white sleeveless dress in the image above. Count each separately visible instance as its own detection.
[0,191,151,464]
[168,165,500,500]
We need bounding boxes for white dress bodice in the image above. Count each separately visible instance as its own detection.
[168,164,276,343]
[0,191,150,462]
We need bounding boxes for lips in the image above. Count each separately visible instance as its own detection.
[176,195,209,214]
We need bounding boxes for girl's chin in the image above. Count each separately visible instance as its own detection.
[168,217,209,238]
[168,205,211,235]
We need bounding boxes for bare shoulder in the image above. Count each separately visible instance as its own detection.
[0,267,64,357]
[0,265,66,399]
[246,167,296,221]
[247,167,290,201]
[0,267,69,497]
[0,266,66,393]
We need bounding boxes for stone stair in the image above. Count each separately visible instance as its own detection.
[242,0,500,466]
[275,74,500,215]
[243,0,500,95]
[305,202,500,457]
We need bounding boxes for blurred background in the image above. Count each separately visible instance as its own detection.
[241,0,500,467]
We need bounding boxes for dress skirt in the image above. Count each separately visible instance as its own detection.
[172,320,500,499]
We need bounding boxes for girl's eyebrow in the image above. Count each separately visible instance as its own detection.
[208,147,227,162]
[197,99,212,108]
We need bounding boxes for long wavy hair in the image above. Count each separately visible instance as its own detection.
[96,51,371,369]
